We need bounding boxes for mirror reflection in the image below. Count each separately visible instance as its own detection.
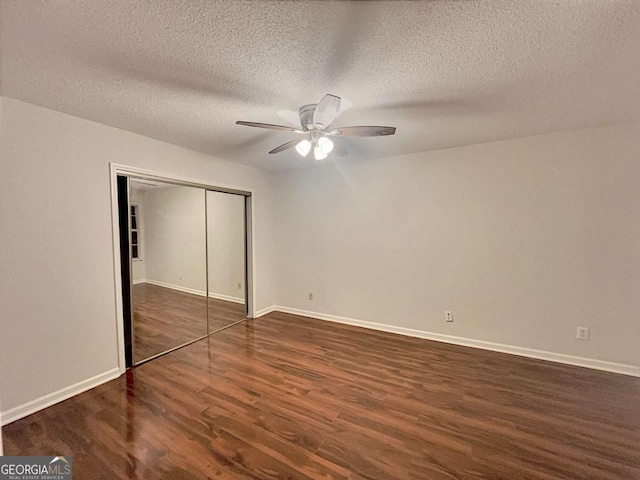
[130,180,207,363]
[207,190,247,332]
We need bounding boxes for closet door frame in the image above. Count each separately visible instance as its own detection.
[109,163,254,373]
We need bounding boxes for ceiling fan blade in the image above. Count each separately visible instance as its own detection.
[236,121,304,133]
[313,94,341,128]
[332,140,349,157]
[276,109,303,127]
[268,139,300,155]
[327,126,396,137]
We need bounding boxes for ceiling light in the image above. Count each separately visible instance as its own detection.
[313,145,327,161]
[318,136,334,154]
[295,139,311,157]
[236,93,396,159]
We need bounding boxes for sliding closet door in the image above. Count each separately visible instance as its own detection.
[206,190,247,332]
[130,180,207,363]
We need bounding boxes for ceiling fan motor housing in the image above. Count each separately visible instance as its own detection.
[298,104,318,130]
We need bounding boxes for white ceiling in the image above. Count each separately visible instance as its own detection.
[1,1,639,171]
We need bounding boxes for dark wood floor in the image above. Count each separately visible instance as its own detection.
[4,312,639,479]
[133,283,246,361]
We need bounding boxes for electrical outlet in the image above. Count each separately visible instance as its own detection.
[178,273,183,280]
[308,293,313,301]
[576,326,589,340]
[445,311,453,322]
[238,283,242,289]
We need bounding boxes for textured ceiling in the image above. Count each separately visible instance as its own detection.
[1,1,639,171]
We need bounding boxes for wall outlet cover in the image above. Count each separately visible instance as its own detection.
[576,326,589,340]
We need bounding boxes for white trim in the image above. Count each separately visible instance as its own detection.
[109,166,126,374]
[132,278,146,285]
[139,279,244,303]
[0,368,121,426]
[207,291,245,304]
[110,163,253,196]
[143,279,207,297]
[254,304,277,318]
[245,195,255,319]
[260,306,640,377]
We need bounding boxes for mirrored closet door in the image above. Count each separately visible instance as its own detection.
[206,190,247,332]
[130,179,208,363]
[118,174,251,366]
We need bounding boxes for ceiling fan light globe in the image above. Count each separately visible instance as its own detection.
[314,145,328,161]
[318,137,334,154]
[295,139,311,157]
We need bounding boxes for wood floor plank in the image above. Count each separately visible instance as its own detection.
[4,311,639,479]
[132,283,245,361]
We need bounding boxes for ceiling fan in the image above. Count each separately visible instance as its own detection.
[236,94,396,161]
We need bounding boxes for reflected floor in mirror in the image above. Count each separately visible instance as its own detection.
[4,312,639,479]
[133,283,245,362]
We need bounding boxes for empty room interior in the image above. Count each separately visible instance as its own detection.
[0,1,639,479]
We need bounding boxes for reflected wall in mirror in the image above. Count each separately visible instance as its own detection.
[130,180,207,363]
[206,190,247,332]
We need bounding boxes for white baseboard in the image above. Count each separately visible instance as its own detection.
[1,368,121,426]
[143,279,207,297]
[207,291,245,304]
[254,305,278,318]
[3,308,635,429]
[140,279,244,304]
[132,278,146,285]
[257,306,640,378]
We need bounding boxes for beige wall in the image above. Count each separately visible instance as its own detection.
[130,186,246,301]
[120,155,247,306]
[142,185,207,294]
[273,121,640,368]
[0,97,277,418]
